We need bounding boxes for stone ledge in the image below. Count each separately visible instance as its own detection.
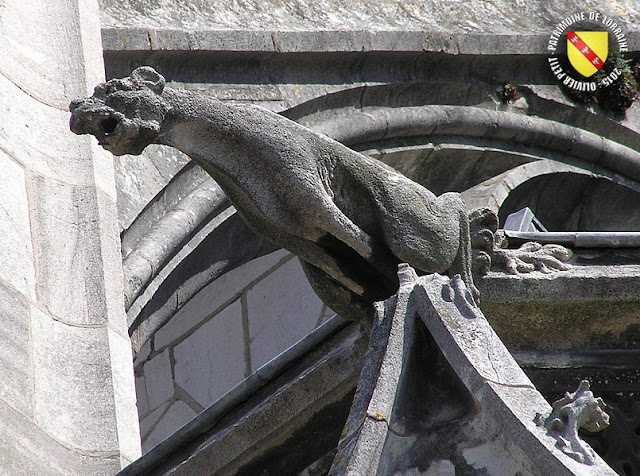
[478,257,640,352]
[102,27,640,55]
[479,260,640,303]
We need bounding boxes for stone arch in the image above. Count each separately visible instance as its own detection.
[497,172,640,232]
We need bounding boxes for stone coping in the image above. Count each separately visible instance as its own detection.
[102,27,640,55]
[479,259,640,303]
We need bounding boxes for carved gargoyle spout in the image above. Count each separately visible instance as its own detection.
[70,67,490,321]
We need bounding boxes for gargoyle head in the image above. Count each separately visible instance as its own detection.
[69,66,170,156]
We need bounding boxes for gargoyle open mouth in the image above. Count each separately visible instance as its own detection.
[100,116,118,135]
[69,98,119,139]
[96,114,120,147]
[69,98,130,153]
[69,67,169,156]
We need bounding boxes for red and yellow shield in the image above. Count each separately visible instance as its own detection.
[567,31,608,77]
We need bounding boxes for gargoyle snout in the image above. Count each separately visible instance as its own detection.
[69,97,120,139]
[69,98,96,135]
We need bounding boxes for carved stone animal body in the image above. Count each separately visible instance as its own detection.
[70,67,479,322]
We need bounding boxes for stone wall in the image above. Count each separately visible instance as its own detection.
[0,0,140,473]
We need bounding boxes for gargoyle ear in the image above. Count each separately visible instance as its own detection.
[130,66,166,94]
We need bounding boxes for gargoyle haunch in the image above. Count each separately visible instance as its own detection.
[69,67,568,322]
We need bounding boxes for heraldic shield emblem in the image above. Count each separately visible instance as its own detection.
[567,31,609,77]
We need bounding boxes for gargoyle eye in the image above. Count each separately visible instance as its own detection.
[100,117,118,135]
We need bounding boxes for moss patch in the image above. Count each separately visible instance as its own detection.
[481,299,640,351]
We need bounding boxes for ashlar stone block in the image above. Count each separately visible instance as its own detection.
[143,349,174,413]
[174,299,246,408]
[246,258,324,370]
[154,249,290,350]
[0,151,35,299]
[31,304,119,454]
[0,72,94,186]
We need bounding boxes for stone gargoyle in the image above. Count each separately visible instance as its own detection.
[69,67,569,324]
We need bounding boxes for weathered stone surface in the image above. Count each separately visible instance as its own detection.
[247,258,325,370]
[0,0,101,109]
[174,299,246,408]
[29,177,117,327]
[70,67,482,325]
[537,380,609,465]
[0,72,96,186]
[0,397,120,476]
[0,151,35,299]
[31,304,120,454]
[333,269,616,475]
[98,1,640,36]
[0,0,150,472]
[0,285,33,418]
[478,260,640,351]
[108,327,145,467]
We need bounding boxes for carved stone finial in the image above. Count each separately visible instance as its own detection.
[536,380,609,464]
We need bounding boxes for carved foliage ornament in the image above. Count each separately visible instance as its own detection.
[536,380,610,464]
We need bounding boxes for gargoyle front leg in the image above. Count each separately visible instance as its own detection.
[313,200,399,281]
[492,242,573,274]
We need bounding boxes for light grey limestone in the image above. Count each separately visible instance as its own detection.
[142,401,198,453]
[98,1,640,36]
[0,284,33,418]
[247,258,325,370]
[0,71,95,186]
[107,327,144,466]
[0,0,95,110]
[29,177,126,328]
[0,151,35,299]
[0,397,120,476]
[173,299,246,408]
[31,303,119,454]
[0,0,140,472]
[143,349,174,413]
